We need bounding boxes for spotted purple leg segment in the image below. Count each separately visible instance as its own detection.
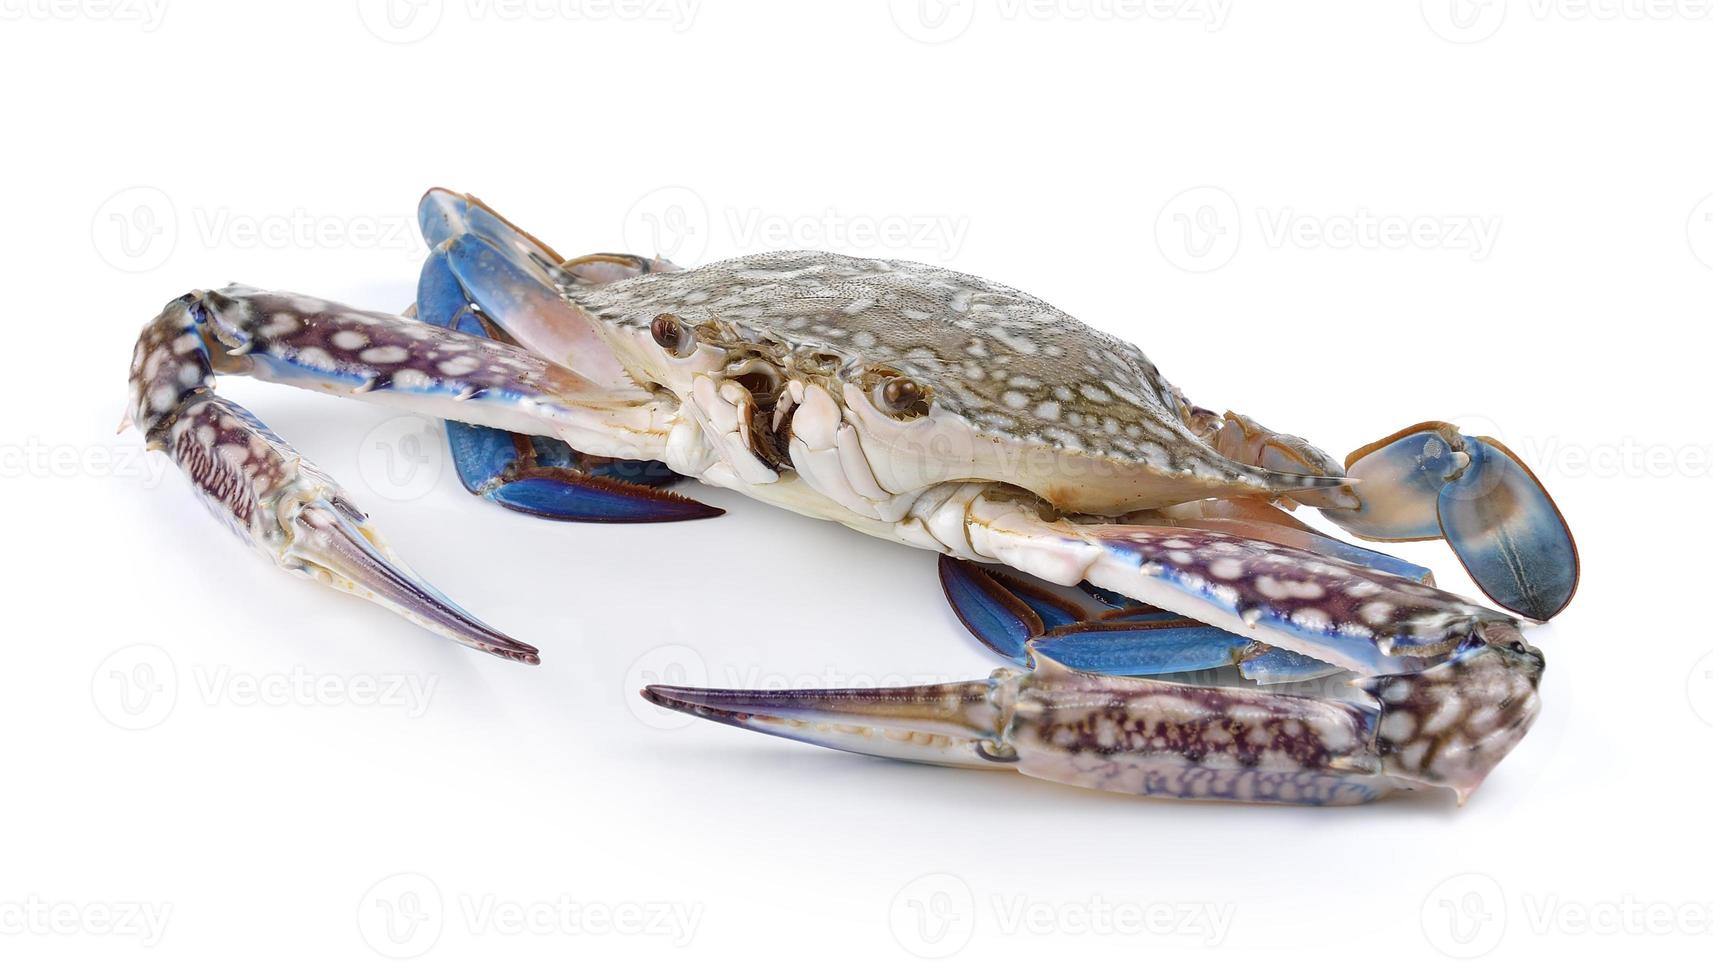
[124,291,602,662]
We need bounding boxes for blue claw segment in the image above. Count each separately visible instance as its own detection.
[446,422,714,523]
[417,244,720,525]
[939,557,1263,677]
[1329,424,1461,540]
[1439,437,1579,621]
[417,189,633,388]
[419,188,562,269]
[1328,423,1578,621]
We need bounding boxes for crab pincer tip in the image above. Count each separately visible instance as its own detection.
[640,684,744,722]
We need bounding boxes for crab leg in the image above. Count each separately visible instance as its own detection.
[126,287,682,659]
[647,490,1544,803]
[938,556,1264,677]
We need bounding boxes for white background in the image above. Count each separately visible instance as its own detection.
[3,0,1709,974]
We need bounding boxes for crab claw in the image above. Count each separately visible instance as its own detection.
[645,658,1396,805]
[1324,423,1579,621]
[128,295,538,663]
[164,395,537,663]
[415,229,721,524]
[643,675,1018,769]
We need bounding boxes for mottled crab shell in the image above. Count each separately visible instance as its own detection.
[560,250,1340,514]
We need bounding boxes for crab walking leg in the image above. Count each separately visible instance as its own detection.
[126,289,679,660]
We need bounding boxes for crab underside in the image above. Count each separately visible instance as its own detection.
[123,189,1578,806]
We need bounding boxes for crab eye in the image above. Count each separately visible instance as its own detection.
[650,313,691,356]
[875,375,931,418]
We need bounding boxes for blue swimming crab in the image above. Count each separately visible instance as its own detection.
[125,190,1578,806]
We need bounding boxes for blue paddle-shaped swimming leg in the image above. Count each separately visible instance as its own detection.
[939,556,1272,677]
